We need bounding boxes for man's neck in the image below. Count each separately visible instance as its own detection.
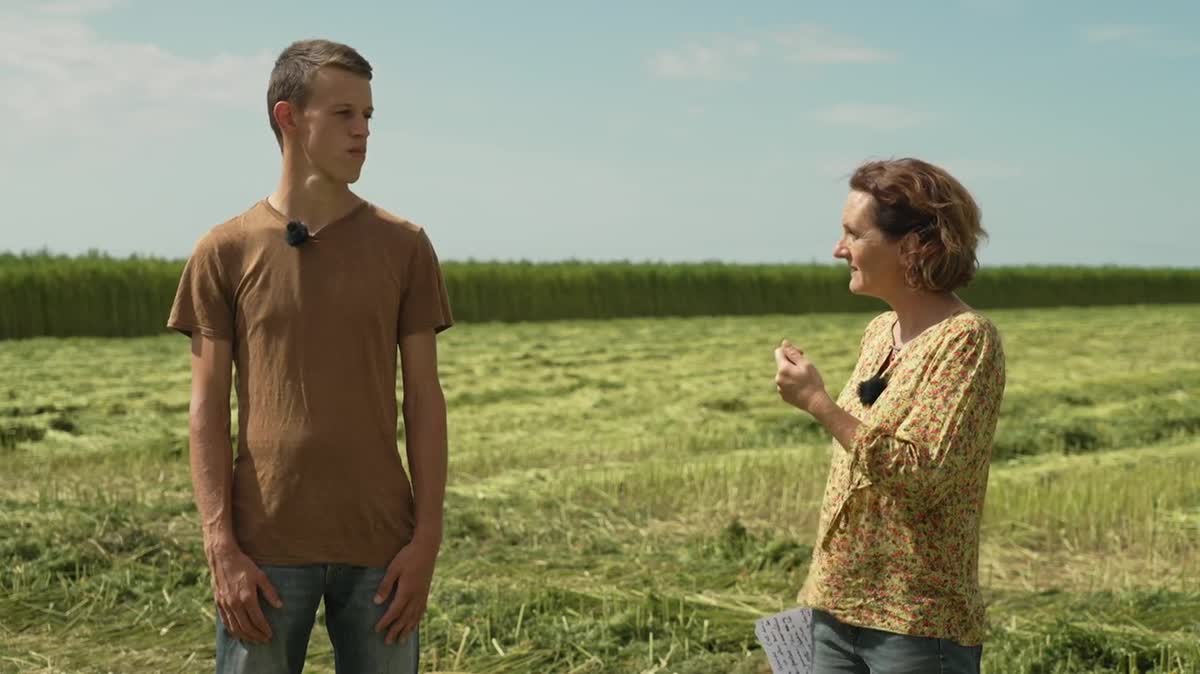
[268,161,362,233]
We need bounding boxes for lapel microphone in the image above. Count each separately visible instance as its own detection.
[858,343,900,405]
[285,221,311,247]
[857,374,888,405]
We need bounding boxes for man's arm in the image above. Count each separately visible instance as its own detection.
[400,329,448,548]
[188,333,237,550]
[374,328,448,645]
[188,333,280,643]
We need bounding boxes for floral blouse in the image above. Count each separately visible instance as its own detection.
[798,310,1006,646]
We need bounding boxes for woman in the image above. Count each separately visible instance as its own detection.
[773,158,1005,673]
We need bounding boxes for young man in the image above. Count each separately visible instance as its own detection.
[167,39,452,673]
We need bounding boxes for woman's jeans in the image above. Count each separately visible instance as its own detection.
[812,609,982,674]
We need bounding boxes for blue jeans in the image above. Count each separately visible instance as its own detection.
[215,564,419,674]
[812,609,982,674]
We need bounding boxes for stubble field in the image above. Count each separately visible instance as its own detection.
[2,304,1199,673]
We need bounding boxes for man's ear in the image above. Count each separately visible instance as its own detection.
[273,100,298,137]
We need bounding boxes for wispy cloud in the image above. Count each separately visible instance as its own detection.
[648,25,894,80]
[771,26,895,64]
[648,37,760,80]
[0,1,273,140]
[36,0,124,16]
[814,103,926,131]
[1081,23,1154,43]
[1078,23,1199,55]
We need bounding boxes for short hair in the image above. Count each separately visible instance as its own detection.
[267,39,373,145]
[849,158,986,293]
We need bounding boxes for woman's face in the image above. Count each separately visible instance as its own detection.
[833,190,907,298]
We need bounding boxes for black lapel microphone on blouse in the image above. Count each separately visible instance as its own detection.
[858,344,900,405]
[857,374,888,405]
[285,221,312,247]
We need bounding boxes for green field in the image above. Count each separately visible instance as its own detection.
[2,304,1199,673]
[3,252,1199,339]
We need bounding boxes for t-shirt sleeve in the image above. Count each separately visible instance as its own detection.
[166,232,235,340]
[397,228,454,339]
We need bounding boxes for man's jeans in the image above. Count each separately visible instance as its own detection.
[215,564,419,674]
[812,609,982,674]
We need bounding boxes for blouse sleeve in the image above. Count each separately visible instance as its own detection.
[845,319,1006,506]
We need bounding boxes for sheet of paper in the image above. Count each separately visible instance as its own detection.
[754,606,814,674]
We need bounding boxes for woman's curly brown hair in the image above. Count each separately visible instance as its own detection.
[849,158,986,293]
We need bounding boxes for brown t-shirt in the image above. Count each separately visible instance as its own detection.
[167,198,453,567]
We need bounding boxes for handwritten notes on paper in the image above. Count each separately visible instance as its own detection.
[754,606,814,674]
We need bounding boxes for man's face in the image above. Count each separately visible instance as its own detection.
[291,67,373,184]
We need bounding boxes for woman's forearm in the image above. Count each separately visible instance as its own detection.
[806,392,863,450]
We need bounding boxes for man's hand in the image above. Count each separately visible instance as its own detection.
[374,539,439,645]
[207,540,282,643]
[774,339,829,412]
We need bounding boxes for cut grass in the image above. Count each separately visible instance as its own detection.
[1,304,1199,672]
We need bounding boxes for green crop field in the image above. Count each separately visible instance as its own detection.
[3,252,1199,339]
[2,304,1199,673]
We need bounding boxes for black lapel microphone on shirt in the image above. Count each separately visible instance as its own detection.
[285,221,312,247]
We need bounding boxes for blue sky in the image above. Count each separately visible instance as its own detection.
[1,0,1196,267]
